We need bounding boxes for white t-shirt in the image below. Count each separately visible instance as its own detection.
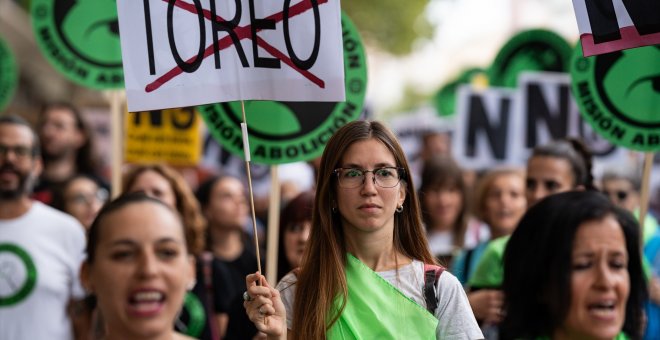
[0,202,86,340]
[277,260,484,340]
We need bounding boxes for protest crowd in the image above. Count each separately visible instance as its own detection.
[1,0,660,339]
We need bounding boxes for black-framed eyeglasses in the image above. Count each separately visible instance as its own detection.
[67,189,109,206]
[603,190,630,202]
[333,167,404,188]
[0,144,33,159]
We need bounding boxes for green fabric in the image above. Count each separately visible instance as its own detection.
[633,208,659,244]
[468,236,510,288]
[327,254,438,339]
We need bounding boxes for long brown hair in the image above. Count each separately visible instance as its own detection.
[292,120,436,340]
[418,155,469,249]
[122,164,206,256]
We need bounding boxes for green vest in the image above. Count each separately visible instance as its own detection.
[327,254,438,339]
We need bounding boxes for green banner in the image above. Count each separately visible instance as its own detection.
[489,29,572,88]
[0,37,18,111]
[32,0,123,89]
[198,13,367,165]
[571,43,660,151]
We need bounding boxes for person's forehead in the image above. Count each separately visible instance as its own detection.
[100,202,183,239]
[45,108,76,122]
[0,123,35,147]
[602,178,634,188]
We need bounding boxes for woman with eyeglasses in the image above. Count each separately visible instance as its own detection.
[53,174,108,230]
[244,120,482,339]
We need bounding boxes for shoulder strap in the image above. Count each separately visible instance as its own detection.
[201,252,221,340]
[423,263,444,314]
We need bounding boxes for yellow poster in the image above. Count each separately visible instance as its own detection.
[125,108,201,166]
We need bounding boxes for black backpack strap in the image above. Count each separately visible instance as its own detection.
[202,252,221,340]
[423,263,445,314]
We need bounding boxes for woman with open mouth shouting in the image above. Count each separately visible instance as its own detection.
[501,191,647,340]
[81,192,196,340]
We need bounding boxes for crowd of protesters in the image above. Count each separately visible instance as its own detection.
[0,103,659,339]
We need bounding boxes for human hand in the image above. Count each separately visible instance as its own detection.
[467,289,505,324]
[244,272,287,339]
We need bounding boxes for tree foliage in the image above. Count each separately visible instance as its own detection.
[342,0,433,55]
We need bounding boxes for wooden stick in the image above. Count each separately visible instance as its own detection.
[266,165,281,285]
[639,152,654,245]
[240,101,262,275]
[106,90,124,198]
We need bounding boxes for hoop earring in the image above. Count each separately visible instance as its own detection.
[396,205,403,213]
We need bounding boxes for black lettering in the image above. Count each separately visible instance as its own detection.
[283,0,321,70]
[585,0,660,44]
[466,93,510,160]
[143,0,156,74]
[612,125,626,139]
[347,53,360,69]
[525,82,570,148]
[632,133,644,145]
[270,146,282,159]
[133,111,163,126]
[285,145,299,158]
[598,117,613,130]
[167,0,205,73]
[249,0,280,68]
[650,134,660,146]
[171,108,195,129]
[210,0,249,68]
[255,145,266,158]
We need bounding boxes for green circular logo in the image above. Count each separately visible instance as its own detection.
[571,43,660,151]
[489,29,572,88]
[0,37,18,111]
[433,68,486,116]
[178,292,206,337]
[198,13,367,165]
[0,243,37,307]
[32,0,124,89]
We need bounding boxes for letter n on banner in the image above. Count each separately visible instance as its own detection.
[453,85,522,169]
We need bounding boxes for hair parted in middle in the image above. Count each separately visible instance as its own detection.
[122,164,206,256]
[501,190,646,340]
[292,120,436,340]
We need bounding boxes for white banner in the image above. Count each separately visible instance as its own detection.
[453,72,628,174]
[116,0,344,112]
[572,0,660,56]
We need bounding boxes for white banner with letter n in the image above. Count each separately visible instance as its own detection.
[116,0,344,112]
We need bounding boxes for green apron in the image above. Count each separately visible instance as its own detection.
[327,254,438,339]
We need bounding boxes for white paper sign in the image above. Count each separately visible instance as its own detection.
[572,0,660,56]
[452,72,628,173]
[116,0,345,112]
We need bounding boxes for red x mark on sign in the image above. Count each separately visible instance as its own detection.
[146,0,329,93]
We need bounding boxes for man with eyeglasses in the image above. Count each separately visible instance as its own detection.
[0,115,88,340]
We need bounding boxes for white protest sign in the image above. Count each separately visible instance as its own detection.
[515,72,628,177]
[453,85,521,169]
[572,0,660,56]
[453,72,628,173]
[116,0,344,112]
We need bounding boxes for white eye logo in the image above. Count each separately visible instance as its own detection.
[0,244,37,307]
